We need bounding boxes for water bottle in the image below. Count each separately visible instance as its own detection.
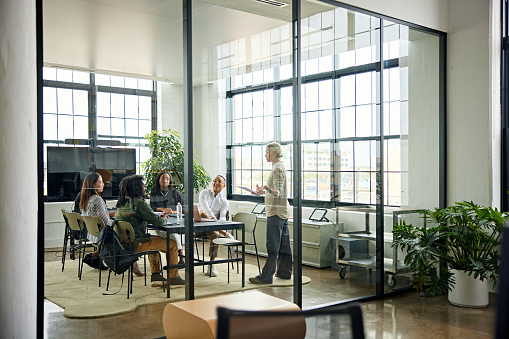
[176,202,182,221]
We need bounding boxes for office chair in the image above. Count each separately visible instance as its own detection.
[112,220,165,299]
[211,212,260,283]
[216,302,365,339]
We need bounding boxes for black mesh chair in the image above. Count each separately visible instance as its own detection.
[216,303,365,339]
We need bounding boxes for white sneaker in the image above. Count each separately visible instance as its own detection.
[207,265,218,277]
[225,232,235,240]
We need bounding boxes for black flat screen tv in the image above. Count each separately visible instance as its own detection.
[46,146,136,202]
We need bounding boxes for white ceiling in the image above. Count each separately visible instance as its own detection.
[43,0,332,84]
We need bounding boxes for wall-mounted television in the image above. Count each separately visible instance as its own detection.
[46,146,136,202]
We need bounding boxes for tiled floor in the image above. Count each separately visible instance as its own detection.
[44,247,497,338]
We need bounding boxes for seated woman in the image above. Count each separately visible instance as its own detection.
[197,175,233,277]
[150,170,185,264]
[115,174,185,286]
[79,172,143,274]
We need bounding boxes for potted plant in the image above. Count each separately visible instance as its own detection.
[140,129,211,195]
[392,220,453,297]
[393,201,506,306]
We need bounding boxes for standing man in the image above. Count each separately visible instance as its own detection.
[249,142,292,284]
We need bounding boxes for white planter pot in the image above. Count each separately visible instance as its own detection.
[448,269,489,308]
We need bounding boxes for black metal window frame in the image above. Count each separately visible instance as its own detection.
[502,1,509,212]
[226,59,403,209]
[42,69,157,197]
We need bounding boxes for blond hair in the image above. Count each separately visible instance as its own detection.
[267,142,283,159]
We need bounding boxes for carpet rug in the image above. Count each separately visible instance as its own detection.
[45,259,310,319]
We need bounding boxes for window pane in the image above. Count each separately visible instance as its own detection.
[233,119,242,143]
[233,95,242,120]
[337,141,353,171]
[339,172,353,203]
[43,87,57,113]
[57,88,73,115]
[57,69,72,82]
[304,82,318,112]
[280,86,292,114]
[125,119,138,136]
[252,117,264,142]
[125,95,138,119]
[319,80,333,110]
[243,93,253,118]
[58,115,73,140]
[138,79,152,90]
[355,172,372,204]
[303,172,317,199]
[354,141,371,171]
[43,67,56,81]
[111,94,125,118]
[125,77,138,89]
[339,107,355,138]
[97,117,111,135]
[73,71,90,84]
[356,72,372,105]
[243,118,252,143]
[233,147,242,169]
[43,114,57,140]
[111,76,124,88]
[97,93,110,117]
[73,90,88,116]
[304,111,319,140]
[303,144,317,171]
[74,116,88,139]
[139,120,151,138]
[319,110,333,140]
[95,74,110,86]
[281,114,293,141]
[139,96,152,120]
[111,118,125,136]
[339,75,355,107]
[356,105,372,137]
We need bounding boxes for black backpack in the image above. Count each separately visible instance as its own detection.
[97,222,138,275]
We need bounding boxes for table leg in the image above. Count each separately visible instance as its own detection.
[167,231,170,298]
[242,225,245,287]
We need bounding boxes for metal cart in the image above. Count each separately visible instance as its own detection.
[334,207,422,288]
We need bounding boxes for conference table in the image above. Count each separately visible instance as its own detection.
[148,218,245,298]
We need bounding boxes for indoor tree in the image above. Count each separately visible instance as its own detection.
[140,129,211,196]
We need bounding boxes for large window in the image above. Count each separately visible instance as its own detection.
[227,13,408,206]
[42,68,156,196]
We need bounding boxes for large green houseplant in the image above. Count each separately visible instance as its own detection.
[140,129,211,195]
[393,201,506,298]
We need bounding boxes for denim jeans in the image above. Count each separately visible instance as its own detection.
[257,215,292,283]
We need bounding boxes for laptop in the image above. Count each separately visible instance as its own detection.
[193,204,216,222]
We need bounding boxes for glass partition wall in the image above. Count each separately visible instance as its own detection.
[42,0,444,313]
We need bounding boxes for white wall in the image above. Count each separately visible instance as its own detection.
[446,0,494,206]
[406,32,441,209]
[0,1,38,337]
[335,0,447,32]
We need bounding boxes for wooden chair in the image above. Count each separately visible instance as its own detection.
[81,216,106,286]
[64,212,92,279]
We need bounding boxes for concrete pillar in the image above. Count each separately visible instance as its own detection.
[0,0,38,337]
